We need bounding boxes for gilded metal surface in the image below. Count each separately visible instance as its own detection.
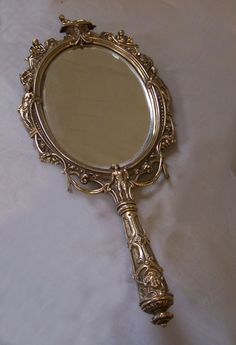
[18,16,175,326]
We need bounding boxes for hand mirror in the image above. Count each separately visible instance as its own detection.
[18,15,175,327]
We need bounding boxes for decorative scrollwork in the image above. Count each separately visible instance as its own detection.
[100,30,158,79]
[59,14,94,47]
[132,145,164,187]
[20,38,58,92]
[18,92,35,133]
[100,30,138,56]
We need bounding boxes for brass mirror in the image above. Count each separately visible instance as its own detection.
[18,15,175,327]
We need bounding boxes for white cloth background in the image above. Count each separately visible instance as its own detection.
[0,1,235,344]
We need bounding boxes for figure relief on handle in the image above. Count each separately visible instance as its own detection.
[107,165,173,326]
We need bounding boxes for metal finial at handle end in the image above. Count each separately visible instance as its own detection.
[140,293,174,326]
[152,311,173,327]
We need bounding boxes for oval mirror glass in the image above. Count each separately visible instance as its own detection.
[42,46,152,169]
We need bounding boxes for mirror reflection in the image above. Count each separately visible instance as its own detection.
[43,46,151,168]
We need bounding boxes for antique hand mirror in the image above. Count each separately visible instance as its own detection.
[18,15,175,327]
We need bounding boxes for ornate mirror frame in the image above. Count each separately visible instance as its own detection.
[18,15,175,327]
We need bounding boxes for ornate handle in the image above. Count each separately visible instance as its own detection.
[107,165,174,326]
[117,200,173,326]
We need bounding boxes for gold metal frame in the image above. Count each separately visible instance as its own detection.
[18,15,175,326]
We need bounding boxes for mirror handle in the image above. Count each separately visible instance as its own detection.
[117,200,174,326]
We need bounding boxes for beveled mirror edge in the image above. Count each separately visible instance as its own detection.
[35,40,157,171]
[18,16,176,326]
